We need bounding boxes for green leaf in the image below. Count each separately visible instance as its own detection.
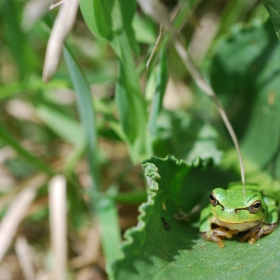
[109,156,280,279]
[263,0,280,41]
[209,19,280,178]
[79,0,100,38]
[80,0,137,51]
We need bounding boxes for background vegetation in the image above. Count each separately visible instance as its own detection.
[0,0,280,279]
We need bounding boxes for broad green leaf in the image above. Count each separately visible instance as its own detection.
[109,156,280,280]
[0,123,53,175]
[80,0,128,40]
[80,0,137,52]
[79,0,100,38]
[263,0,280,41]
[92,0,115,40]
[209,19,280,178]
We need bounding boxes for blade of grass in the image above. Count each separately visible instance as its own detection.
[63,47,99,190]
[63,44,121,266]
[0,123,53,175]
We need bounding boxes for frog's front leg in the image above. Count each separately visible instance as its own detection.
[200,205,238,248]
[240,198,279,244]
[239,223,278,244]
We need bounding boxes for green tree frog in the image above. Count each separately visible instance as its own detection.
[200,182,279,247]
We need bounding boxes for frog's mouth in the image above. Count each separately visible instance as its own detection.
[213,217,261,232]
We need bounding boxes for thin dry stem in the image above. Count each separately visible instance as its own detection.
[146,2,182,69]
[146,26,164,69]
[173,34,245,191]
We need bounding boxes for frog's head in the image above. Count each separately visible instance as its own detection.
[210,184,266,224]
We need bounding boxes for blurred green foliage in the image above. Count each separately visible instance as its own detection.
[1,0,280,279]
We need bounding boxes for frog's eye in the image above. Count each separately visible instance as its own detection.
[248,200,261,214]
[209,193,218,206]
[210,193,225,210]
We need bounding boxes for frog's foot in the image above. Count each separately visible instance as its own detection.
[240,223,278,244]
[201,227,239,248]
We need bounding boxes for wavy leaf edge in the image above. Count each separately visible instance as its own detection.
[107,155,213,276]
